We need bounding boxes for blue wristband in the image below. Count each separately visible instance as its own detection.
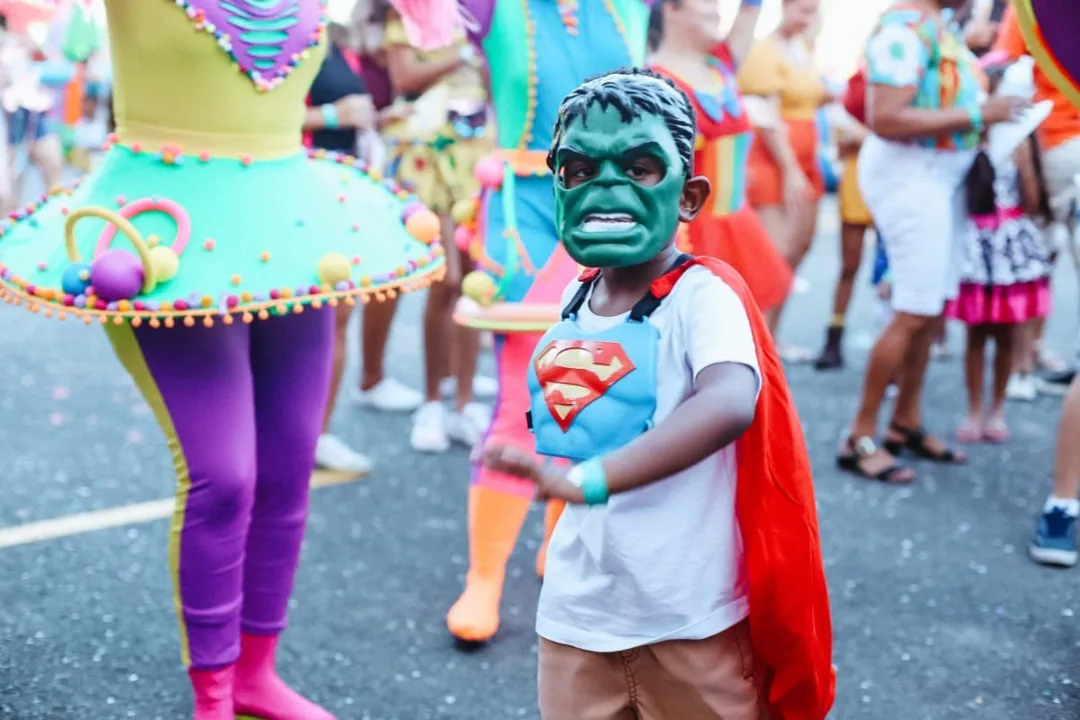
[578,457,610,506]
[321,103,340,130]
[742,0,764,6]
[967,105,984,134]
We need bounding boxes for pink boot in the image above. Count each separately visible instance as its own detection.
[233,633,335,720]
[188,666,235,720]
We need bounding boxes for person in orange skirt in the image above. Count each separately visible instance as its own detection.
[650,0,792,316]
[737,0,826,359]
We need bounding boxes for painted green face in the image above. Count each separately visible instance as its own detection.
[553,104,686,268]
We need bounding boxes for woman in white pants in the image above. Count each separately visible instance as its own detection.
[838,0,1026,482]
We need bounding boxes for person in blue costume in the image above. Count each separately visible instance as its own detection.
[445,0,654,644]
[483,68,833,720]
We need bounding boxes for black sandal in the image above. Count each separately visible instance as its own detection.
[837,436,914,484]
[883,423,965,463]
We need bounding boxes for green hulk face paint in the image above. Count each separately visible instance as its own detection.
[553,105,687,268]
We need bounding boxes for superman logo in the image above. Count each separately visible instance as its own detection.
[534,340,635,432]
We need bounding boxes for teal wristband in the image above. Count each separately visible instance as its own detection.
[967,105,984,134]
[321,103,340,130]
[578,457,609,506]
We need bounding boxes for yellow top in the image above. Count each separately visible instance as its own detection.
[382,9,486,106]
[737,35,825,122]
[106,0,326,160]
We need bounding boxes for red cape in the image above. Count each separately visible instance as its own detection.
[580,256,836,720]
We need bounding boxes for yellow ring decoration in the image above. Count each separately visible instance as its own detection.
[64,206,159,295]
[1013,0,1080,111]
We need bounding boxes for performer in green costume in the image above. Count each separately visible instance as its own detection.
[445,0,652,644]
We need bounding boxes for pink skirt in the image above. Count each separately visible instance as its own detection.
[945,278,1051,325]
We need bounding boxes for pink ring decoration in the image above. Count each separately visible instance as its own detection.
[93,198,192,260]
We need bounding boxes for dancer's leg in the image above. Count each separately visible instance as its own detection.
[359,297,397,391]
[1031,375,1080,567]
[234,308,336,720]
[315,302,371,474]
[106,321,255,719]
[322,303,353,432]
[233,308,334,720]
[447,179,571,642]
[413,216,460,453]
[815,221,867,370]
[447,332,539,642]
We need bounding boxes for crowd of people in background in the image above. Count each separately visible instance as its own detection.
[4,0,1080,568]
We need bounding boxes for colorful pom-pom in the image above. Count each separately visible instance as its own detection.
[90,250,144,302]
[405,209,440,245]
[474,156,505,190]
[149,247,180,283]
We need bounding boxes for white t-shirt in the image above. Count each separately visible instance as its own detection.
[535,265,762,653]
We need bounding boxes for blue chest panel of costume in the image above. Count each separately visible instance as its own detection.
[527,317,658,462]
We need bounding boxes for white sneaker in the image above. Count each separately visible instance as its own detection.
[446,402,492,448]
[353,377,423,412]
[439,375,498,400]
[315,434,374,474]
[1006,373,1038,401]
[410,401,450,453]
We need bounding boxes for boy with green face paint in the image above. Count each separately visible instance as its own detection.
[483,69,835,720]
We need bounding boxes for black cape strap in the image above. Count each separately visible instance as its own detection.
[559,253,694,322]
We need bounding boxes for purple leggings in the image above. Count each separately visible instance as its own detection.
[106,308,335,670]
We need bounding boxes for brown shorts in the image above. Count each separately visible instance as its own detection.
[538,621,768,720]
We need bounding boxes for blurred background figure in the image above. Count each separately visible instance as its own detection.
[0,15,63,209]
[738,0,828,361]
[649,0,794,334]
[379,0,496,455]
[303,13,419,474]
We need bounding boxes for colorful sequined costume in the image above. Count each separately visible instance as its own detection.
[444,0,650,643]
[0,1,443,718]
[653,43,792,313]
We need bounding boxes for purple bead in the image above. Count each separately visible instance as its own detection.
[253,292,266,301]
[334,281,349,291]
[400,202,426,224]
[90,250,144,302]
[73,295,86,308]
[146,301,160,311]
[106,302,119,311]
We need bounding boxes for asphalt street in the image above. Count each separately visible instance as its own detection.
[2,196,1080,720]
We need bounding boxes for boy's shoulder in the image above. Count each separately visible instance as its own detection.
[560,264,745,311]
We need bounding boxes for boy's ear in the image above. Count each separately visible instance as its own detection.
[678,176,711,223]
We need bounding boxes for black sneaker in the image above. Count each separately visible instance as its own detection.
[1038,369,1076,396]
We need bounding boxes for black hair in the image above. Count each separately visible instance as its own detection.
[965,134,1052,219]
[1027,133,1053,221]
[647,0,679,52]
[547,67,697,180]
[965,150,997,216]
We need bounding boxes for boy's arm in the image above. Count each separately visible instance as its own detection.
[601,279,759,494]
[599,363,757,494]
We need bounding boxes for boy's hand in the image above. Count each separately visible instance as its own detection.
[482,445,586,504]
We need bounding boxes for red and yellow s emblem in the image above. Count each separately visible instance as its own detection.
[534,340,635,432]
